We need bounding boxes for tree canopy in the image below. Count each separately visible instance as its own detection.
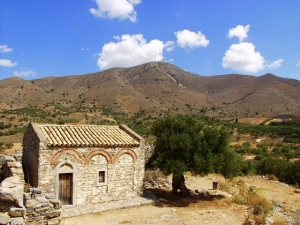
[149,114,245,178]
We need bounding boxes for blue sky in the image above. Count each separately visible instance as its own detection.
[1,0,300,80]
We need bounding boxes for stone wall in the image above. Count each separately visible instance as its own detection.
[37,144,145,207]
[23,187,62,225]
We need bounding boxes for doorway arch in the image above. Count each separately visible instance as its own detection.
[55,159,76,206]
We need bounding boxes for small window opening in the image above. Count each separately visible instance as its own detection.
[96,169,107,186]
[99,171,105,182]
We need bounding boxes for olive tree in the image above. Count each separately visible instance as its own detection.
[149,114,244,196]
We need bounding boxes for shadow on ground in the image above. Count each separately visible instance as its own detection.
[148,188,225,208]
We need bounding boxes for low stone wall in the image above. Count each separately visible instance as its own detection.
[23,187,62,225]
[1,155,23,182]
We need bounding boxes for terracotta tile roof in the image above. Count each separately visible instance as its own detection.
[36,124,141,147]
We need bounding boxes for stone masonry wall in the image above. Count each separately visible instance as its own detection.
[37,144,145,207]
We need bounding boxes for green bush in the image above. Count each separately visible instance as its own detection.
[254,155,263,161]
[256,158,300,185]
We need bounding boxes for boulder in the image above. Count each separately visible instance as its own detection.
[9,217,24,225]
[24,199,37,208]
[7,162,22,169]
[0,213,10,225]
[49,199,61,209]
[45,193,55,199]
[35,196,48,204]
[3,155,15,162]
[0,176,20,188]
[9,208,25,218]
[32,187,42,194]
[198,189,211,199]
[45,210,61,219]
[23,193,31,201]
[0,176,24,207]
[47,217,61,225]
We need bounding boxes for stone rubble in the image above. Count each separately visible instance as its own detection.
[0,153,62,225]
[23,187,62,225]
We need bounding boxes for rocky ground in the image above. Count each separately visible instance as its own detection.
[62,174,300,225]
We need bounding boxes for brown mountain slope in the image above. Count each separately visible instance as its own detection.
[1,62,300,119]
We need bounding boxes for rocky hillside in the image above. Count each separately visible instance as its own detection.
[1,61,300,119]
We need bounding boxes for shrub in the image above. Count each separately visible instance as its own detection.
[251,148,262,155]
[248,194,272,215]
[254,155,263,161]
[4,143,13,149]
[9,116,16,121]
[231,195,244,204]
[241,187,272,224]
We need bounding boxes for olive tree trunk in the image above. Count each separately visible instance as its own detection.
[171,174,189,197]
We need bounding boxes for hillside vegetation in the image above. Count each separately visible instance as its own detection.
[1,62,300,119]
[1,105,300,185]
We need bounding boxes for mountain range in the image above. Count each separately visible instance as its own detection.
[1,61,300,119]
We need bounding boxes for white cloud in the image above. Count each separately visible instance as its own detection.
[13,69,35,77]
[297,61,300,67]
[224,24,282,73]
[89,0,141,22]
[266,59,283,69]
[0,59,17,67]
[175,29,209,49]
[227,24,250,42]
[97,34,164,70]
[164,41,174,52]
[0,45,13,53]
[222,42,265,73]
[81,47,89,51]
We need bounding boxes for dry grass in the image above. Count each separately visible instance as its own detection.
[219,177,272,224]
[272,217,286,225]
[247,194,272,215]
